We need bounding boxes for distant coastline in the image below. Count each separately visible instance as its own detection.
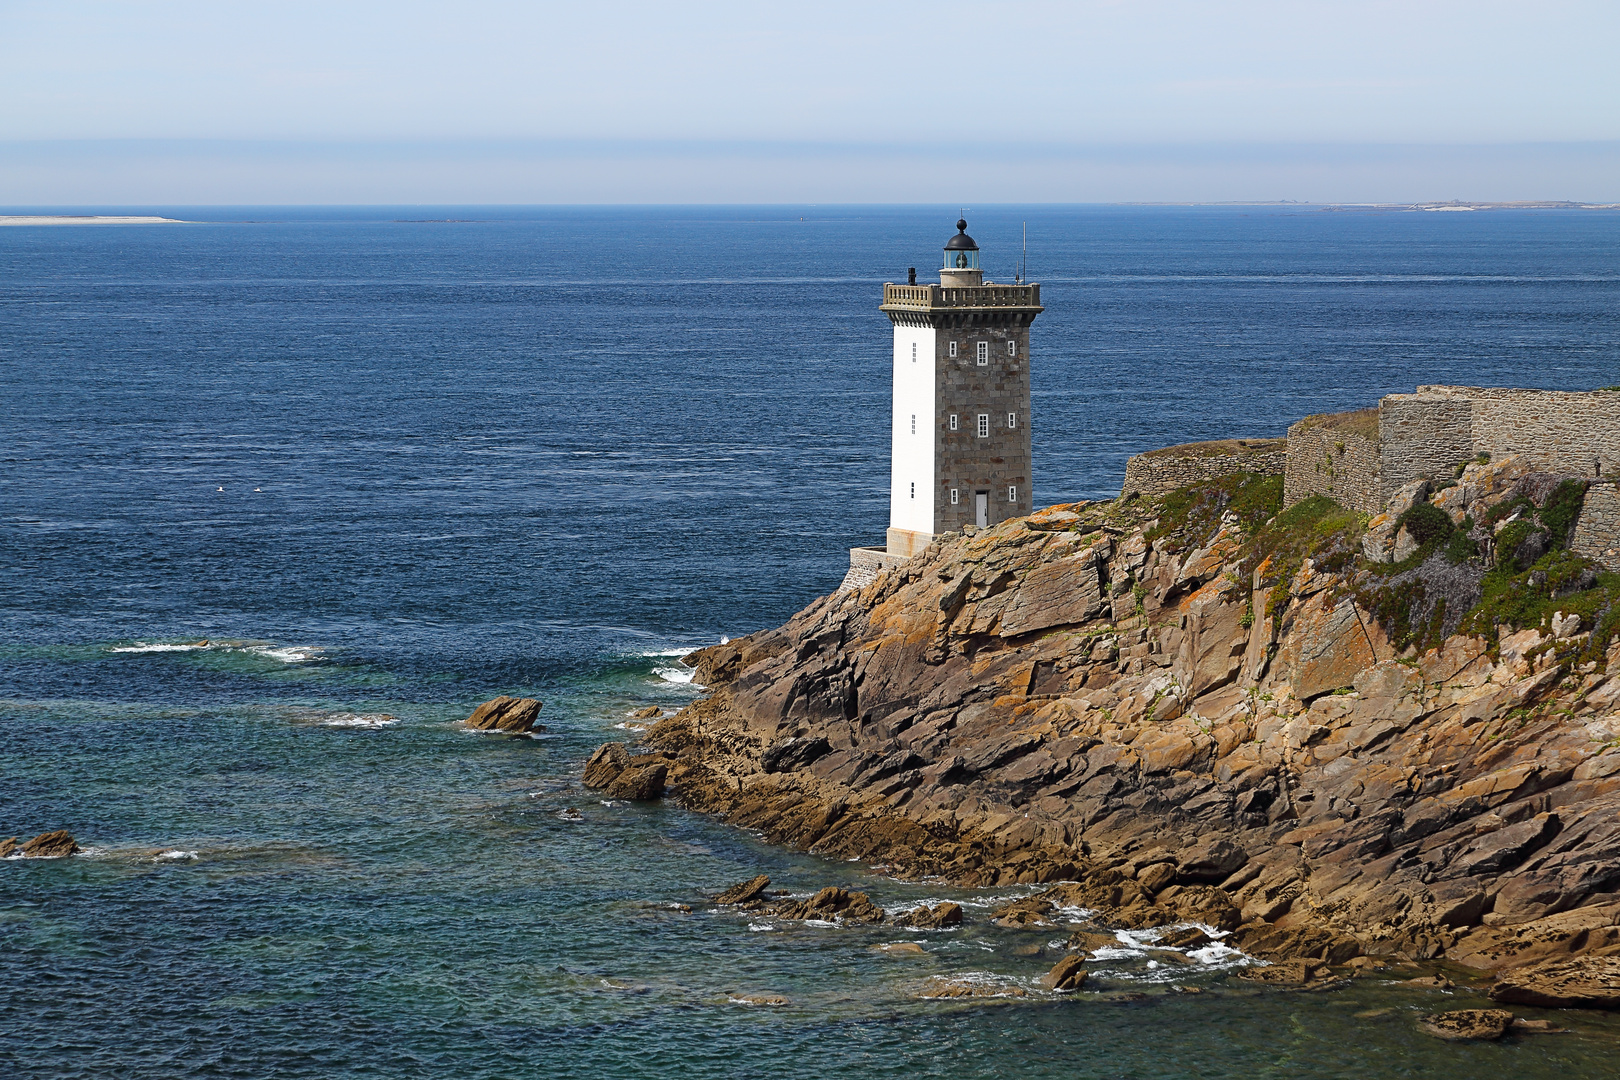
[0,215,186,226]
[1121,200,1620,212]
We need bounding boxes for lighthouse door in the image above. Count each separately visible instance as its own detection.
[974,492,988,528]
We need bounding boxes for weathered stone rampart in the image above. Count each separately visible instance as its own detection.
[1574,483,1620,572]
[1283,386,1620,515]
[1416,385,1620,479]
[1121,438,1287,498]
[1282,411,1381,514]
[1377,393,1474,500]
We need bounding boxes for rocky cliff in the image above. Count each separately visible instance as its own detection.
[633,464,1620,997]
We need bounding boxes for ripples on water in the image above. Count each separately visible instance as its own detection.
[3,207,1620,1077]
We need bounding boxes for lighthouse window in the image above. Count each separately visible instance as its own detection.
[948,341,958,358]
[1008,340,1016,357]
[948,414,958,431]
[950,488,960,505]
[910,414,916,435]
[910,482,915,499]
[911,342,917,363]
[1009,485,1018,502]
[1008,412,1018,429]
[976,342,989,365]
[977,414,989,438]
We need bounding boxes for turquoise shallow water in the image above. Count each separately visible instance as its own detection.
[7,639,1620,1078]
[4,206,1620,1077]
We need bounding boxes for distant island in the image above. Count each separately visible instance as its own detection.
[1322,201,1620,212]
[0,215,186,226]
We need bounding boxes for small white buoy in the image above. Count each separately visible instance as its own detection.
[254,488,261,492]
[217,487,224,492]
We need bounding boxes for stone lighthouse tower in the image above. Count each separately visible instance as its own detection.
[877,219,1043,558]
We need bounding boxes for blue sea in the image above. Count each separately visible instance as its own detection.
[3,205,1619,1078]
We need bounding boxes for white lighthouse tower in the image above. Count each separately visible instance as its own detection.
[877,219,1043,558]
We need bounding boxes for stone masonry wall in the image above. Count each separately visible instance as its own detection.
[1573,483,1620,572]
[1284,418,1382,515]
[1417,385,1620,479]
[1121,439,1287,498]
[839,546,908,593]
[933,321,1032,532]
[1377,393,1475,503]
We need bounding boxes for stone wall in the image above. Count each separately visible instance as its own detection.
[933,321,1032,532]
[1573,483,1620,572]
[838,546,908,593]
[1283,412,1382,514]
[1417,385,1620,479]
[1377,393,1475,503]
[1121,438,1287,498]
[1284,386,1620,517]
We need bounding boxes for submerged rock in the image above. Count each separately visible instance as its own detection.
[1237,959,1331,986]
[1489,955,1620,1010]
[918,977,1028,1000]
[20,831,78,858]
[463,695,544,733]
[1418,1009,1514,1042]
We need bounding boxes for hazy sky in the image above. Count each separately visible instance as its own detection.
[3,0,1617,203]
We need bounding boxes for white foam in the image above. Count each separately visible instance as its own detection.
[614,721,651,732]
[251,645,323,663]
[636,647,701,657]
[318,713,399,728]
[1188,943,1249,966]
[747,922,776,932]
[155,849,198,861]
[110,642,208,653]
[1088,945,1146,962]
[653,665,695,685]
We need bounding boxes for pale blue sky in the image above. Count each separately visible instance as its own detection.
[3,0,1617,203]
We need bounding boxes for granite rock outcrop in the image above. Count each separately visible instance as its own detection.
[464,695,545,733]
[625,470,1620,1001]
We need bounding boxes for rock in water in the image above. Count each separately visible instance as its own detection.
[1418,1009,1514,1042]
[604,762,667,801]
[463,695,544,732]
[629,705,662,720]
[1238,960,1328,986]
[583,742,631,788]
[1489,955,1620,1009]
[895,902,963,929]
[21,830,79,858]
[1042,954,1088,991]
[714,875,771,905]
[582,742,671,800]
[0,837,16,858]
[1159,926,1214,950]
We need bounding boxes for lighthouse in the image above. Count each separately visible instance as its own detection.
[876,219,1043,558]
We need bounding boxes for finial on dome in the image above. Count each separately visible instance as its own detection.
[956,218,968,232]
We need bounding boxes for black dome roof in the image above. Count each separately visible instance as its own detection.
[944,218,978,250]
